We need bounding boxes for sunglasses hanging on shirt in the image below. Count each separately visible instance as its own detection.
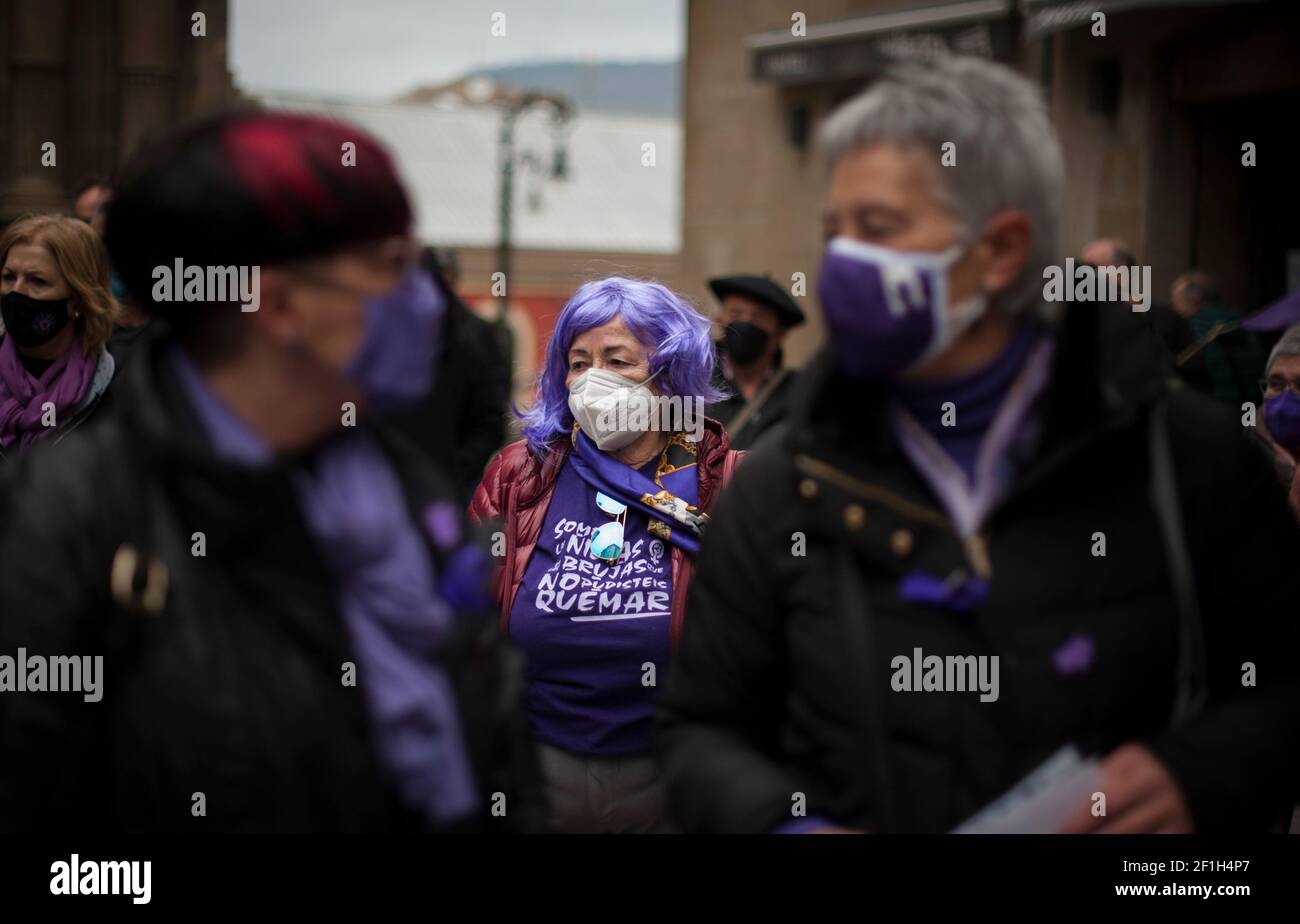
[591,491,628,562]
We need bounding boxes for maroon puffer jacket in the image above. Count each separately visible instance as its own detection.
[467,418,743,650]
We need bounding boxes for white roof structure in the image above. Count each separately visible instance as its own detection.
[258,93,681,254]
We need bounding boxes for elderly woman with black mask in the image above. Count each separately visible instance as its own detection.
[0,111,542,834]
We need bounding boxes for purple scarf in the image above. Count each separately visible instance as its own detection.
[569,430,707,555]
[292,434,480,825]
[0,334,96,449]
[168,349,479,825]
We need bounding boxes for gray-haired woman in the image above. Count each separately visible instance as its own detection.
[658,53,1300,835]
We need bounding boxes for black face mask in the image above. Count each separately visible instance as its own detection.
[1,290,72,348]
[721,321,771,365]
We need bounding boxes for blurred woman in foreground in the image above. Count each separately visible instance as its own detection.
[0,111,542,833]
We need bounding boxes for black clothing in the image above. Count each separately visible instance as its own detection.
[1145,302,1195,361]
[0,332,543,833]
[107,321,156,374]
[382,291,510,504]
[658,302,1300,833]
[1173,304,1268,406]
[706,367,799,451]
[17,353,54,378]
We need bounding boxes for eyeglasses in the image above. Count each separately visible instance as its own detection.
[590,492,627,562]
[287,236,420,295]
[1259,376,1300,396]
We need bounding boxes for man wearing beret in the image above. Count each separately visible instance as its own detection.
[704,274,805,450]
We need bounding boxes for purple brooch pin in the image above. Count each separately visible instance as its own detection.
[422,500,461,552]
[1051,633,1095,676]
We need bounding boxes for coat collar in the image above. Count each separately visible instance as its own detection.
[114,328,448,552]
[784,301,1173,485]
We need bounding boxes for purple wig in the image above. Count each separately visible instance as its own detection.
[519,276,727,458]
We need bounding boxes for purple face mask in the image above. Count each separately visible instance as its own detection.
[347,266,445,412]
[1265,388,1300,450]
[816,236,985,379]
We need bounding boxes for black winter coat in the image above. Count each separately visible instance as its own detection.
[706,367,799,452]
[380,291,511,504]
[0,332,543,833]
[657,303,1300,833]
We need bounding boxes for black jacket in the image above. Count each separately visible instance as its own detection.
[657,302,1300,833]
[0,332,543,833]
[381,292,511,504]
[706,367,799,452]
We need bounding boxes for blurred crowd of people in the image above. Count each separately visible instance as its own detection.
[1,53,1298,834]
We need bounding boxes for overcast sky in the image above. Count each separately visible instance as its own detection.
[230,0,685,99]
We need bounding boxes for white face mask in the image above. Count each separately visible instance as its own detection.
[568,366,659,452]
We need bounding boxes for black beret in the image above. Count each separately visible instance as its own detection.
[707,274,805,327]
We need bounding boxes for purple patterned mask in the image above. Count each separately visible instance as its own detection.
[1265,388,1300,450]
[816,236,985,379]
[1,291,72,348]
[347,266,444,411]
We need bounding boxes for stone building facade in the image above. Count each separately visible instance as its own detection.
[1,0,239,223]
[680,0,1300,366]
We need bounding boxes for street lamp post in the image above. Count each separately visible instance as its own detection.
[490,89,574,374]
[496,105,519,327]
[411,75,574,398]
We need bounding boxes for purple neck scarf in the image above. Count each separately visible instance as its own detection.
[0,334,96,449]
[569,429,707,556]
[889,325,1055,616]
[293,434,479,825]
[890,320,1040,483]
[168,349,479,825]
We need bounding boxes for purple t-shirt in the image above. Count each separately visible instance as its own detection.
[509,454,696,755]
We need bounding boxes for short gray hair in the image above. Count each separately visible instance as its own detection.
[1267,324,1300,374]
[819,55,1064,317]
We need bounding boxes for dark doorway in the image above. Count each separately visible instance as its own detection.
[1188,93,1300,313]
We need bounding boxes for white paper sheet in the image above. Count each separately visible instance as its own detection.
[952,745,1101,834]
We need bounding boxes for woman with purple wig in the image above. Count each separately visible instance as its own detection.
[469,276,743,832]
